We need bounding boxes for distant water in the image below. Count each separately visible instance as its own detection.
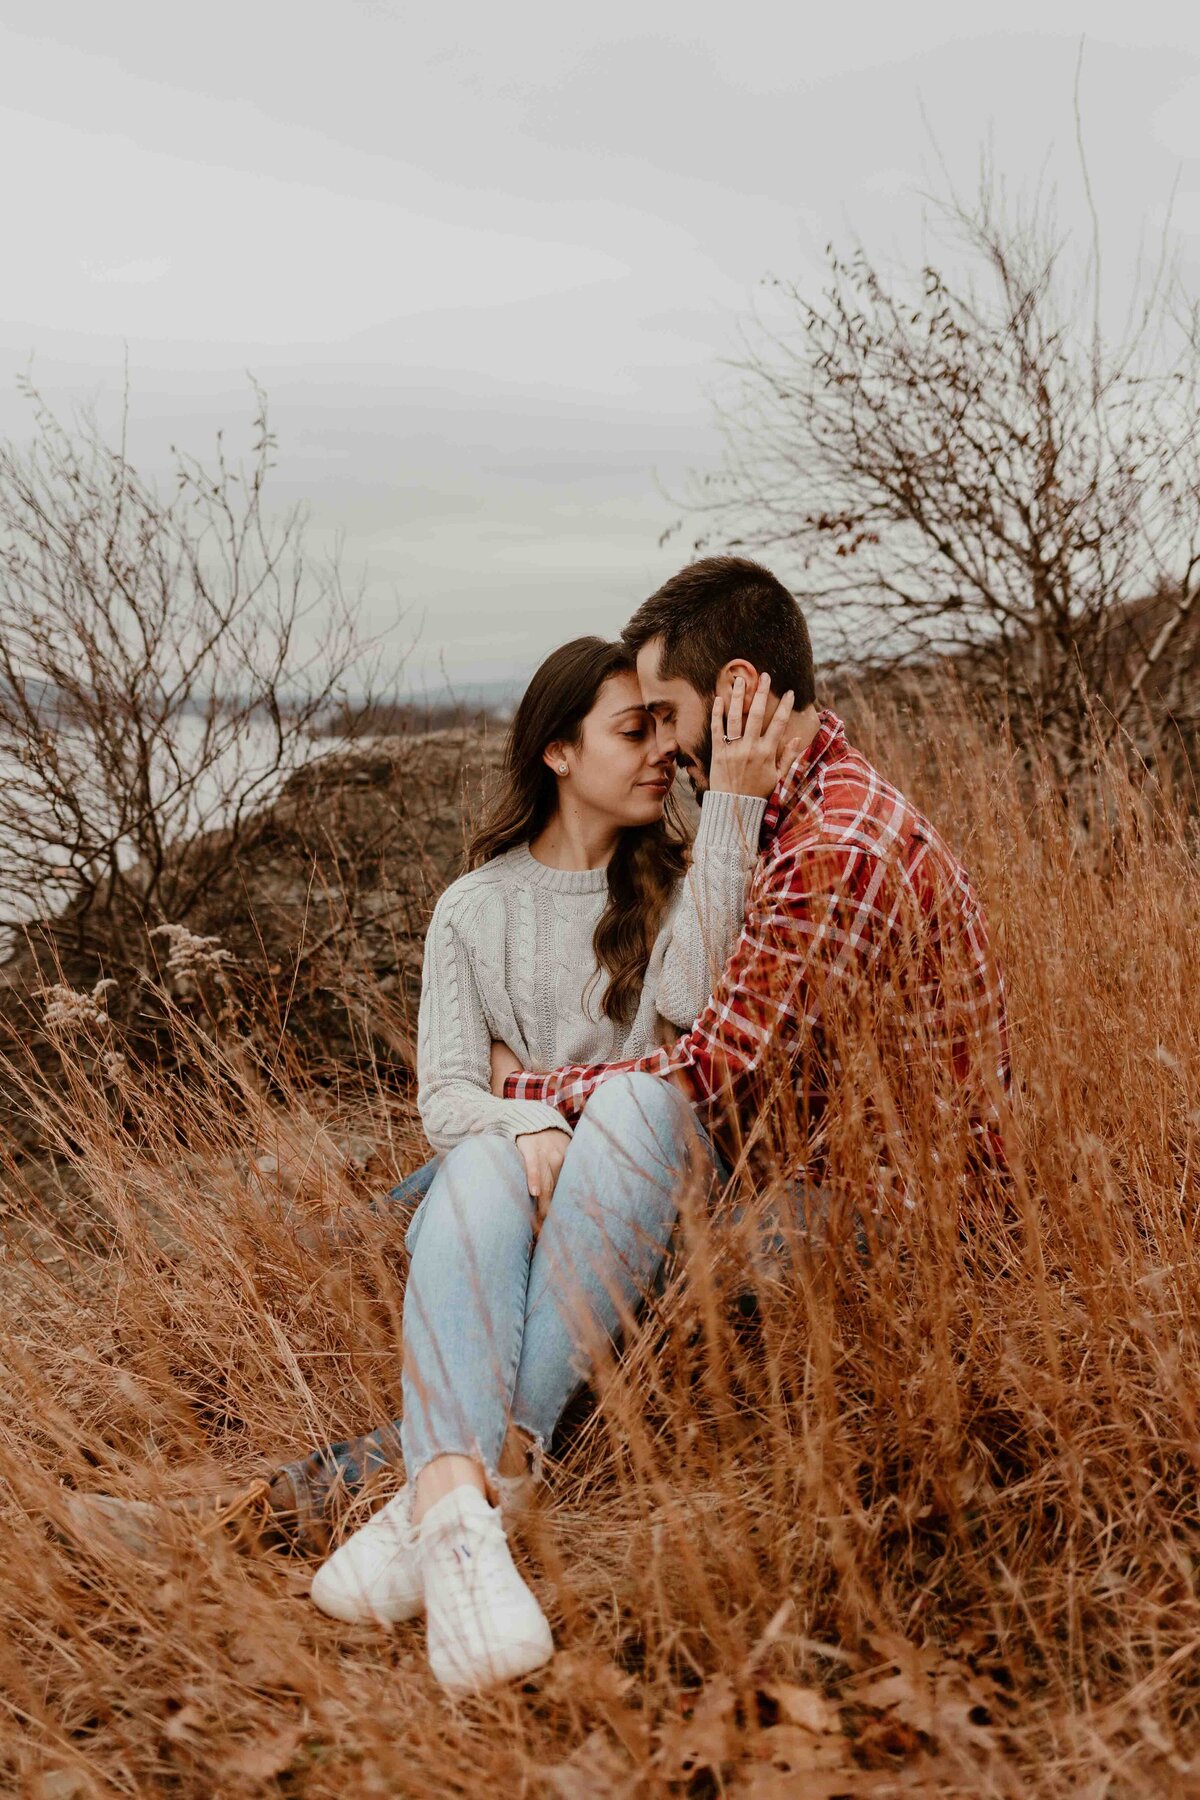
[0,715,328,961]
[0,685,525,961]
[391,673,525,717]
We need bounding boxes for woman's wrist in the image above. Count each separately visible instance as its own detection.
[693,788,767,857]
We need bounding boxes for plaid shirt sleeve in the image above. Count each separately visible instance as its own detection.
[503,838,881,1126]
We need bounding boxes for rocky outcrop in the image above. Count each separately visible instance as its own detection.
[0,728,506,1153]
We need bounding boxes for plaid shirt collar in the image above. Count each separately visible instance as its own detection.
[759,707,846,845]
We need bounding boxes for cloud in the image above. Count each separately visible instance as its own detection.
[1,8,1198,686]
[82,255,172,285]
[863,167,917,197]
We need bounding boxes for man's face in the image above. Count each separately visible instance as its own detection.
[634,638,713,800]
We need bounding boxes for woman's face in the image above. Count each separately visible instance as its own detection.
[557,670,676,825]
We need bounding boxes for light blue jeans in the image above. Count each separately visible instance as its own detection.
[398,1071,720,1485]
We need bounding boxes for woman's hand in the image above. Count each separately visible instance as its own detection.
[707,671,796,799]
[514,1127,570,1221]
[494,1042,568,1218]
[490,1040,523,1097]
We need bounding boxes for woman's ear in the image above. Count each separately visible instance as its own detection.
[543,741,570,778]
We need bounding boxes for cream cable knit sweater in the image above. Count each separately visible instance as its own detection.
[416,789,767,1150]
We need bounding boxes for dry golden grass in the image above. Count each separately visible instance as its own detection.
[1,692,1198,1798]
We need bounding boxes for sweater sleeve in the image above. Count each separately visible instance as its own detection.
[650,789,767,1029]
[416,893,574,1152]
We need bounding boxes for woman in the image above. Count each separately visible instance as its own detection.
[311,636,791,1694]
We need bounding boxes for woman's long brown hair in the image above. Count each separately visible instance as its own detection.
[467,637,688,1026]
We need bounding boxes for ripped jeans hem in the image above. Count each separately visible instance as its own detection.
[403,1424,546,1506]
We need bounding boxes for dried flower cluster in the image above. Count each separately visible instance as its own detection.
[151,923,235,988]
[38,976,118,1034]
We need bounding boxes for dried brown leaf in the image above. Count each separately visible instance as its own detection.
[546,1650,637,1705]
[848,1633,1000,1753]
[759,1679,842,1735]
[220,1722,304,1782]
[854,1711,926,1764]
[656,1674,737,1778]
[546,1729,639,1800]
[733,1723,856,1800]
[227,1632,307,1691]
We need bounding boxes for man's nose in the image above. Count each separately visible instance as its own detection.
[653,718,678,759]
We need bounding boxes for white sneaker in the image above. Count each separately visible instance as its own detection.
[308,1461,539,1628]
[310,1486,423,1625]
[419,1486,553,1695]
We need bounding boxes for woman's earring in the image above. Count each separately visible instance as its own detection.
[558,763,568,775]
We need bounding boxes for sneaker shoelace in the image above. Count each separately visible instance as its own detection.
[381,1489,414,1535]
[428,1516,515,1612]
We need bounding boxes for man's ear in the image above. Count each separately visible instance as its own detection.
[714,658,761,702]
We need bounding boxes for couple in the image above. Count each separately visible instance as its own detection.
[304,555,1010,1696]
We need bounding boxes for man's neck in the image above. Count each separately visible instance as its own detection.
[773,702,822,781]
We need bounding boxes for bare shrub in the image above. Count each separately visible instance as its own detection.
[693,175,1200,769]
[0,377,390,959]
[0,689,1197,1792]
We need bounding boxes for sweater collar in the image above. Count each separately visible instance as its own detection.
[509,843,610,895]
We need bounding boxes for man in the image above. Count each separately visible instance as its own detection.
[504,555,1009,1171]
[270,555,1010,1554]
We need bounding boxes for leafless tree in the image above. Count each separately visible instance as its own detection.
[0,378,392,957]
[690,176,1200,766]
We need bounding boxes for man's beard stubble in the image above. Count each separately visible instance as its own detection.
[684,710,714,802]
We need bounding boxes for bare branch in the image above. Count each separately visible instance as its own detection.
[0,380,403,949]
[686,168,1200,764]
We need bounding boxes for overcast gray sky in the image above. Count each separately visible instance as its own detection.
[2,2,1199,691]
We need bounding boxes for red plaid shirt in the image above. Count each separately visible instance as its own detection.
[504,710,1010,1167]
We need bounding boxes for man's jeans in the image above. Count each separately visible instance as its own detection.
[269,1073,719,1544]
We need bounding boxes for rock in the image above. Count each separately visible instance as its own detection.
[32,1771,91,1800]
[58,1492,174,1562]
[330,1132,376,1170]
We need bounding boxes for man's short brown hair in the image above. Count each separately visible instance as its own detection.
[622,555,815,707]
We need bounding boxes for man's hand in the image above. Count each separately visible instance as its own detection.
[708,671,796,799]
[514,1127,570,1221]
[490,1040,523,1097]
